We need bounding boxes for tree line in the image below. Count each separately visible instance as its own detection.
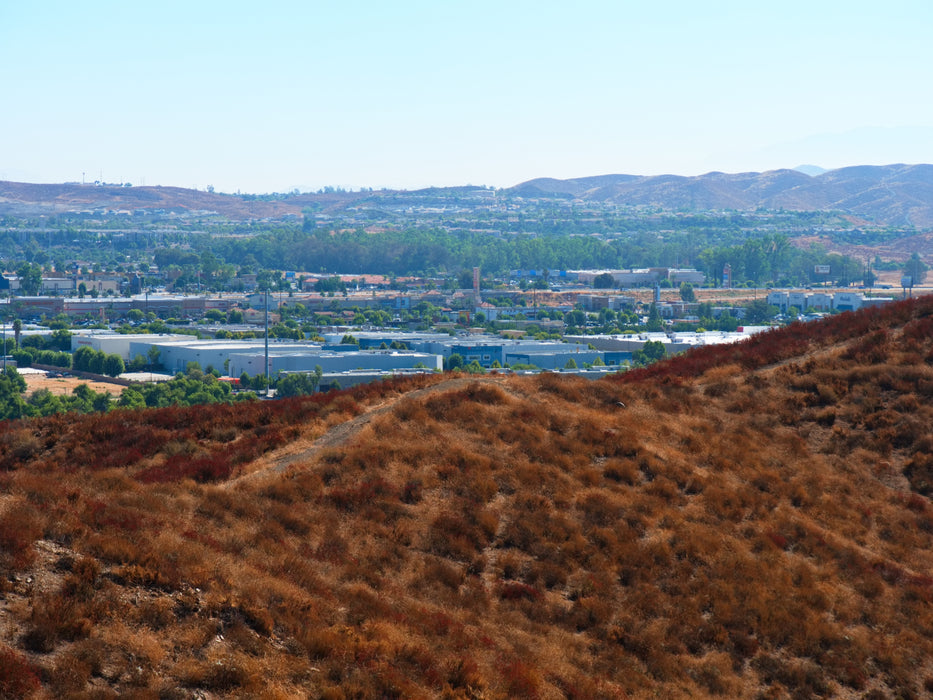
[188,227,874,288]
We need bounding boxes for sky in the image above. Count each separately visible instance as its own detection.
[2,1,932,193]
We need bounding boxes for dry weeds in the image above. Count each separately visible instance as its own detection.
[1,298,933,697]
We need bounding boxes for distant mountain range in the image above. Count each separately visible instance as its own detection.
[2,164,932,227]
[509,164,933,228]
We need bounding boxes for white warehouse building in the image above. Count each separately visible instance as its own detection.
[72,333,194,360]
[229,349,442,378]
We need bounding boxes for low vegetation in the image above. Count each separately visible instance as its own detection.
[1,297,932,697]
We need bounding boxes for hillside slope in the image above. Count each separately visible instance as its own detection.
[512,164,933,227]
[1,297,933,698]
[3,163,933,226]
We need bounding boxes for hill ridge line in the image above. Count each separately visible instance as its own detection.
[227,375,502,487]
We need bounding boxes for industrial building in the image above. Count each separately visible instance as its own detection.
[570,328,772,357]
[228,348,442,378]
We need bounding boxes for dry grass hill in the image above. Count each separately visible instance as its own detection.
[4,163,933,227]
[513,164,933,228]
[1,296,933,698]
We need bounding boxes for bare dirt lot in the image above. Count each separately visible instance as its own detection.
[22,372,126,397]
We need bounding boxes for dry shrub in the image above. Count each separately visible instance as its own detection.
[498,580,542,603]
[423,558,465,590]
[22,591,96,652]
[690,652,738,695]
[426,507,496,560]
[457,381,510,405]
[576,490,625,531]
[12,471,64,507]
[0,498,44,570]
[603,458,639,484]
[394,396,429,422]
[63,557,101,602]
[524,558,567,589]
[704,381,734,398]
[297,626,341,660]
[48,649,95,695]
[0,643,40,697]
[563,595,612,632]
[500,656,543,698]
[178,651,264,693]
[751,654,830,697]
[265,501,310,536]
[210,424,238,443]
[0,427,42,465]
[135,596,176,629]
[446,655,484,692]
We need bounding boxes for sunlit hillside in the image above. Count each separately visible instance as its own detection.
[2,296,933,698]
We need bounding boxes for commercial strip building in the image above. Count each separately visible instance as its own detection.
[10,294,239,320]
[765,291,894,313]
[574,268,706,287]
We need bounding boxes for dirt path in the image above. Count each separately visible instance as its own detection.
[228,375,497,487]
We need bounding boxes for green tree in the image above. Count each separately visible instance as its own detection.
[118,386,147,409]
[276,367,323,397]
[71,384,95,412]
[646,304,663,331]
[49,328,71,351]
[0,368,29,420]
[103,354,125,377]
[631,340,666,367]
[593,272,615,289]
[147,346,162,369]
[92,391,112,413]
[72,346,95,372]
[27,388,63,417]
[17,263,42,296]
[744,299,778,324]
[679,282,696,303]
[88,350,106,375]
[904,253,928,287]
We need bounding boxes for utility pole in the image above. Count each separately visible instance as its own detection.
[264,289,270,396]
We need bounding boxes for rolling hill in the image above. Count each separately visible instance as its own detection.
[512,164,933,227]
[3,163,933,227]
[1,296,933,697]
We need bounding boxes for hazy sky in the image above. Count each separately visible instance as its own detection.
[2,1,931,193]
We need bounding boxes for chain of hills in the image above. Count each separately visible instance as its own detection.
[2,163,933,228]
[1,295,932,697]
